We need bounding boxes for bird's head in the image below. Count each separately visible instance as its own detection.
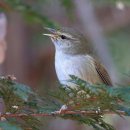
[43,27,90,55]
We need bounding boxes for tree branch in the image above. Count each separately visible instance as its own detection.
[0,110,125,119]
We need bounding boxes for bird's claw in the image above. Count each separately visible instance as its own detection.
[52,105,68,115]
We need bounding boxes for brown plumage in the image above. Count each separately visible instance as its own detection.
[94,60,113,86]
[44,27,113,87]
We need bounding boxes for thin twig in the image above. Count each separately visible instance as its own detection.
[0,110,125,118]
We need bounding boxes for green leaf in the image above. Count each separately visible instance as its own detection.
[0,121,22,130]
[0,75,130,130]
[13,83,35,101]
[108,86,130,103]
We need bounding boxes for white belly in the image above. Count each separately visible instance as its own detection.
[55,52,101,86]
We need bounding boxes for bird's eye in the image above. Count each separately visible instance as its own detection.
[61,35,67,39]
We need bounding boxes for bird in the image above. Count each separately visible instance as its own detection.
[44,27,113,87]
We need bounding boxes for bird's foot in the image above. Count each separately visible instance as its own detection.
[52,104,68,114]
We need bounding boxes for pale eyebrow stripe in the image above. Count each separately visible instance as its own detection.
[57,31,72,38]
[57,31,78,40]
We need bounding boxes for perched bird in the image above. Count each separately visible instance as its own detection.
[44,27,113,87]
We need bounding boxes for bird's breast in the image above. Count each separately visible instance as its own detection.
[55,52,101,86]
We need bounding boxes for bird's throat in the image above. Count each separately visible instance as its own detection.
[56,44,88,55]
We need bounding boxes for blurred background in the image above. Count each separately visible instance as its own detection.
[0,0,130,129]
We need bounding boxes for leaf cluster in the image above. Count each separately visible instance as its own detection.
[0,76,59,130]
[0,75,130,130]
[51,75,130,130]
[0,76,41,130]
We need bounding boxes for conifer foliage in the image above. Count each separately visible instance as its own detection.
[0,75,130,130]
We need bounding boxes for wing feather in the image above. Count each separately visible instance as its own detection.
[94,60,113,86]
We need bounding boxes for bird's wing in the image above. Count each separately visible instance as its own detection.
[94,60,113,86]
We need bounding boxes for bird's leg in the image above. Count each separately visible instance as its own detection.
[58,104,68,114]
[52,104,71,114]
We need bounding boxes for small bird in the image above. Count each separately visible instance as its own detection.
[44,27,113,87]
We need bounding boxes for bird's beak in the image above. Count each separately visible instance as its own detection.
[43,27,58,38]
[44,27,57,33]
[43,33,55,38]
